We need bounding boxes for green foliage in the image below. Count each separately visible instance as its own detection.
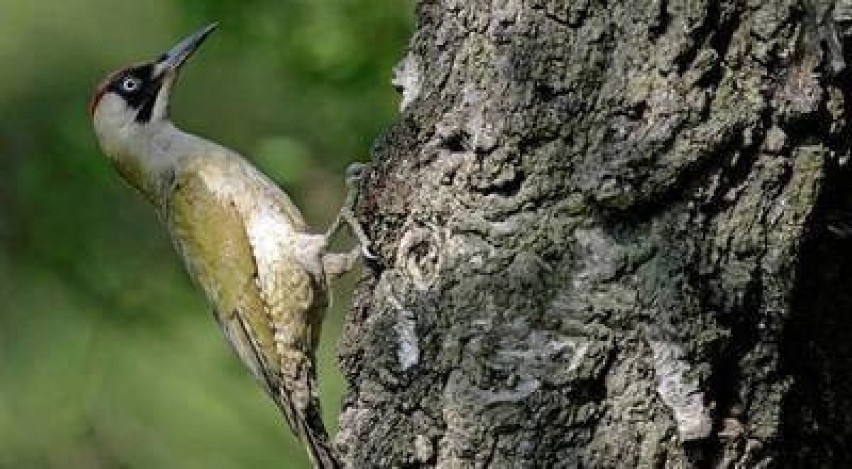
[0,1,411,467]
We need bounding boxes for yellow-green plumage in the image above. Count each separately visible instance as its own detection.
[167,154,336,467]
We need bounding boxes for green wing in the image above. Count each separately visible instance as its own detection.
[169,168,283,394]
[168,162,337,466]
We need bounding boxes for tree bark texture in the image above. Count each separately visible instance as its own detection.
[338,1,852,467]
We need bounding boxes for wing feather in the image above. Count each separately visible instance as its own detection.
[168,166,282,391]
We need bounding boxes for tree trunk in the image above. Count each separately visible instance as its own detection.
[337,0,852,466]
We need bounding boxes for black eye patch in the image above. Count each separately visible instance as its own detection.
[107,64,163,123]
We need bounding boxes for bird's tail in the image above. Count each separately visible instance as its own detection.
[274,369,341,469]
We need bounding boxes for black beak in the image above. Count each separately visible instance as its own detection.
[156,23,218,75]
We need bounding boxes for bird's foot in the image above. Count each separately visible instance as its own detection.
[326,162,376,260]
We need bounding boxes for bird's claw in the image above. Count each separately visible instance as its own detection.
[342,209,376,260]
[360,244,378,261]
[325,162,376,262]
[345,162,368,187]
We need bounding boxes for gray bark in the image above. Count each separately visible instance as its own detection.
[337,0,852,467]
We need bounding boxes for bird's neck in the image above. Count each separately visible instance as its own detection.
[109,122,210,204]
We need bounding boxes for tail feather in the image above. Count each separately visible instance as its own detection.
[274,383,340,469]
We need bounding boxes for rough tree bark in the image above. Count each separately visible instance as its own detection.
[337,1,852,467]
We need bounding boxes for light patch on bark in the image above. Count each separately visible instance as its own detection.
[648,340,713,442]
[572,227,624,284]
[435,85,500,154]
[413,434,435,463]
[392,53,422,111]
[390,296,420,371]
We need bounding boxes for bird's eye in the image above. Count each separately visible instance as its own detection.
[120,76,142,93]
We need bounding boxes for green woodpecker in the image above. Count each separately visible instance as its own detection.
[89,24,369,469]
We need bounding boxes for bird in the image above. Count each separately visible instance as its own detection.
[88,24,370,469]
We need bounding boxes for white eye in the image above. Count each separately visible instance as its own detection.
[120,76,141,92]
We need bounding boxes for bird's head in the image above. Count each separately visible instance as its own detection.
[89,24,217,165]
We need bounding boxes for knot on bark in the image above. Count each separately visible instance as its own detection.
[396,222,444,291]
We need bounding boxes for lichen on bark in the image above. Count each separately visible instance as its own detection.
[338,0,852,467]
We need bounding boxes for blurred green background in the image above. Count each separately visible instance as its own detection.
[0,1,411,467]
